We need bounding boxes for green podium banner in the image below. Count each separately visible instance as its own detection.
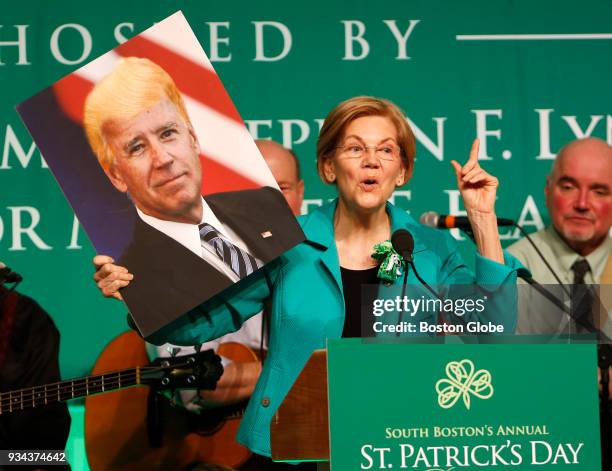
[327,339,601,470]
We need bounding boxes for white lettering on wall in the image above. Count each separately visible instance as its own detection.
[472,109,503,160]
[501,195,544,240]
[562,114,604,139]
[279,119,310,148]
[245,120,273,139]
[66,214,82,249]
[535,109,555,160]
[113,22,134,44]
[314,118,325,133]
[383,20,420,60]
[253,21,292,61]
[207,22,231,62]
[50,23,92,65]
[388,190,411,212]
[301,199,324,215]
[407,117,446,161]
[342,20,369,60]
[444,189,466,241]
[1,125,46,169]
[8,206,52,250]
[0,25,30,65]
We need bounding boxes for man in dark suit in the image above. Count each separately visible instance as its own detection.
[85,57,302,337]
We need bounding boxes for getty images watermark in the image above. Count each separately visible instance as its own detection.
[361,284,515,337]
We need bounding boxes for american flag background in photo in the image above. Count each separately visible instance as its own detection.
[51,10,277,195]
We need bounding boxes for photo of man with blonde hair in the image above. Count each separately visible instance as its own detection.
[82,57,302,335]
[63,56,301,336]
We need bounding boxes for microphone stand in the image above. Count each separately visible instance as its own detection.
[409,261,443,303]
[396,253,412,338]
[409,260,474,334]
[599,344,611,469]
[517,272,612,342]
[458,222,598,333]
[600,345,611,398]
[512,223,570,296]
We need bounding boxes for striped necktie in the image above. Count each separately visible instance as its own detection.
[199,223,260,279]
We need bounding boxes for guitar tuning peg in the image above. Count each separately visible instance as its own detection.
[166,346,182,357]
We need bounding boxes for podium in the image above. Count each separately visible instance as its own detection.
[270,339,603,470]
[270,349,329,462]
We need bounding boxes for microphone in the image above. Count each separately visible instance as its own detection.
[391,229,414,263]
[421,212,569,297]
[0,263,23,284]
[420,211,514,230]
[390,230,414,337]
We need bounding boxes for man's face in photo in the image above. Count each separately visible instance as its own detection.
[104,98,203,223]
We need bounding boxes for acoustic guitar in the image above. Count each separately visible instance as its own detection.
[85,331,258,470]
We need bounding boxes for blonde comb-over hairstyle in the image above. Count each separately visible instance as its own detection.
[83,57,191,171]
[316,96,416,185]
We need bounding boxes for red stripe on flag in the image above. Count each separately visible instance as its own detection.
[200,155,260,194]
[52,74,93,124]
[115,36,244,125]
[52,68,259,193]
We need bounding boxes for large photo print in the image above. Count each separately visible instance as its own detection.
[17,11,304,337]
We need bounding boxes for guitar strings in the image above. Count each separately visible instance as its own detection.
[0,363,192,397]
[0,363,195,412]
[0,372,141,410]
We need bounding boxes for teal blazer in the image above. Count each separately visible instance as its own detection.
[152,200,521,457]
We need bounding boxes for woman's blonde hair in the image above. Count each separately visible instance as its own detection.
[83,57,190,171]
[316,96,416,185]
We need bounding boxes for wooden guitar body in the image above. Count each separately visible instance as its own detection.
[85,331,255,470]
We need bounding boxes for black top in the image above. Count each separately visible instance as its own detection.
[340,266,380,338]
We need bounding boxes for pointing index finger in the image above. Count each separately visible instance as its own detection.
[467,138,480,165]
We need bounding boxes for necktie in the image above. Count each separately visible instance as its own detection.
[571,259,594,333]
[199,223,260,279]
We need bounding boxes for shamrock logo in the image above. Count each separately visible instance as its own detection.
[435,359,493,409]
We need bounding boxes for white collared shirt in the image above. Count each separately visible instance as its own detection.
[136,196,261,282]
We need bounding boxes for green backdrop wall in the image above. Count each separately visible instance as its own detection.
[0,0,611,378]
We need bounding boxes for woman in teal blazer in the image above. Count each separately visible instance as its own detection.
[155,198,521,457]
[96,96,522,458]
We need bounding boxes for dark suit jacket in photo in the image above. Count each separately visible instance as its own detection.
[118,186,304,337]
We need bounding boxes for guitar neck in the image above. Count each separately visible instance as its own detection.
[0,367,142,414]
